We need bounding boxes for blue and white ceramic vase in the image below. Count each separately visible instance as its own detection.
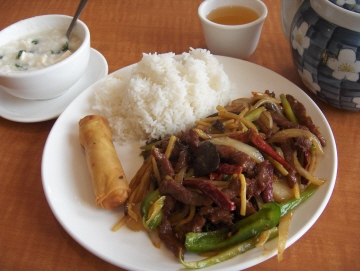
[282,0,360,111]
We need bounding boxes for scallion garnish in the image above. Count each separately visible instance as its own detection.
[17,50,26,59]
[61,42,69,52]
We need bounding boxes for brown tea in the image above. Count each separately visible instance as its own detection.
[207,6,259,25]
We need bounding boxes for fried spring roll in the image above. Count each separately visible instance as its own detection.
[79,115,130,210]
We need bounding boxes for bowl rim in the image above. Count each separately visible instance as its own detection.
[0,14,90,78]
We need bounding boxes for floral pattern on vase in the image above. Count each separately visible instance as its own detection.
[290,0,360,111]
[292,22,311,56]
[327,49,360,81]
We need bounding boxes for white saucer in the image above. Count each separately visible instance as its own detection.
[0,48,108,123]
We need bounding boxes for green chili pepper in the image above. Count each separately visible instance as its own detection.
[185,202,281,253]
[185,183,317,253]
[279,183,318,216]
[31,40,39,45]
[244,106,266,122]
[280,94,298,124]
[180,227,278,269]
[140,189,164,230]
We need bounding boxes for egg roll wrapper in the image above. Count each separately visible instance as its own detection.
[79,115,130,210]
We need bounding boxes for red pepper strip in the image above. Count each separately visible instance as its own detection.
[250,134,293,170]
[228,129,254,143]
[183,179,235,211]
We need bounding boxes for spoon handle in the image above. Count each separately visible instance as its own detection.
[66,0,89,39]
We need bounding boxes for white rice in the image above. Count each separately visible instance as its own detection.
[92,48,231,145]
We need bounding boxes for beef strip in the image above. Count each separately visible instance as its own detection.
[173,141,189,173]
[152,147,175,179]
[159,178,213,206]
[178,128,201,154]
[177,214,207,242]
[295,137,313,154]
[158,216,186,260]
[270,110,305,130]
[198,206,234,226]
[162,194,177,216]
[279,139,300,188]
[286,94,326,147]
[246,160,274,200]
[221,177,240,200]
[216,145,257,176]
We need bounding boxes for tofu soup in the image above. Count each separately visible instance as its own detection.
[0,29,82,73]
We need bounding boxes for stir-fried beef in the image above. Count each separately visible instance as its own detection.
[159,178,213,206]
[152,147,175,179]
[231,198,257,216]
[177,214,207,242]
[198,206,234,226]
[270,110,304,130]
[286,94,326,147]
[162,194,177,215]
[173,141,189,173]
[158,216,186,260]
[228,129,254,143]
[254,119,273,139]
[279,140,293,165]
[216,145,257,176]
[246,160,274,201]
[279,139,298,188]
[221,177,240,200]
[261,181,274,203]
[294,137,312,154]
[178,129,201,153]
[211,119,225,133]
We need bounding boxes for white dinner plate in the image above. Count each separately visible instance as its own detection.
[0,48,108,123]
[42,56,337,271]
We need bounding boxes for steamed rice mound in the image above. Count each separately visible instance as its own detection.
[93,48,231,144]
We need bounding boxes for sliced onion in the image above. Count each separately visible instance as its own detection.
[293,151,326,186]
[208,137,264,163]
[269,128,324,155]
[278,211,293,261]
[147,229,161,248]
[259,110,273,129]
[273,178,294,203]
[256,229,271,247]
[177,205,196,227]
[292,181,300,200]
[252,97,281,109]
[308,147,318,175]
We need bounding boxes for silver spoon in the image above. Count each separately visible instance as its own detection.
[65,0,89,39]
